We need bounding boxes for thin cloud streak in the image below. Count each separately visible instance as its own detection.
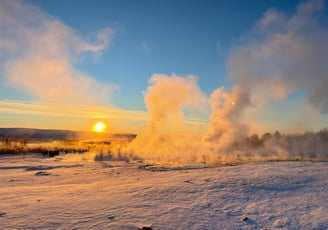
[0,100,148,120]
[0,100,207,126]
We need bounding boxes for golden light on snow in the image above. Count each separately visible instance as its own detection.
[92,121,106,133]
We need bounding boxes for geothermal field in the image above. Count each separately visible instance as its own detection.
[1,129,328,229]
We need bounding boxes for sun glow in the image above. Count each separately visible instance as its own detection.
[93,121,106,133]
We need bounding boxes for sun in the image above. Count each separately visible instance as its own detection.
[92,121,106,133]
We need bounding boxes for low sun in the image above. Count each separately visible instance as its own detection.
[93,121,106,133]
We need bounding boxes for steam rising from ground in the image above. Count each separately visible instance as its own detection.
[0,0,114,104]
[115,0,328,165]
[203,86,251,152]
[120,75,328,165]
[126,74,207,163]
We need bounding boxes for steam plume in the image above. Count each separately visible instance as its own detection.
[127,74,207,163]
[122,0,328,165]
[203,86,251,151]
[228,0,328,114]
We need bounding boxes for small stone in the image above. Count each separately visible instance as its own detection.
[142,225,152,230]
[35,171,51,176]
[0,212,7,217]
[107,214,115,220]
[242,217,249,221]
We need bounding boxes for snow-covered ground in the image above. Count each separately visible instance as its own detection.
[0,154,327,229]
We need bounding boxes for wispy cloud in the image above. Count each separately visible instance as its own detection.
[141,42,151,53]
[0,0,115,105]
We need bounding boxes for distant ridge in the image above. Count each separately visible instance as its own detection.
[0,128,136,141]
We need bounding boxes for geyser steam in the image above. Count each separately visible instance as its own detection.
[203,86,251,151]
[127,74,208,163]
[123,76,255,164]
[120,0,328,164]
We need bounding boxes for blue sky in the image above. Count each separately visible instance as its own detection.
[0,0,327,132]
[28,0,304,110]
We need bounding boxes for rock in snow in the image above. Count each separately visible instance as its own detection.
[34,171,51,176]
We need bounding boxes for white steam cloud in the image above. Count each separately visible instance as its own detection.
[115,0,328,165]
[203,86,251,151]
[228,0,328,114]
[127,74,207,163]
[0,0,115,105]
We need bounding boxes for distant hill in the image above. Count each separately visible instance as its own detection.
[0,128,136,141]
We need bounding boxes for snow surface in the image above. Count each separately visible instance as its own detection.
[0,154,328,229]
